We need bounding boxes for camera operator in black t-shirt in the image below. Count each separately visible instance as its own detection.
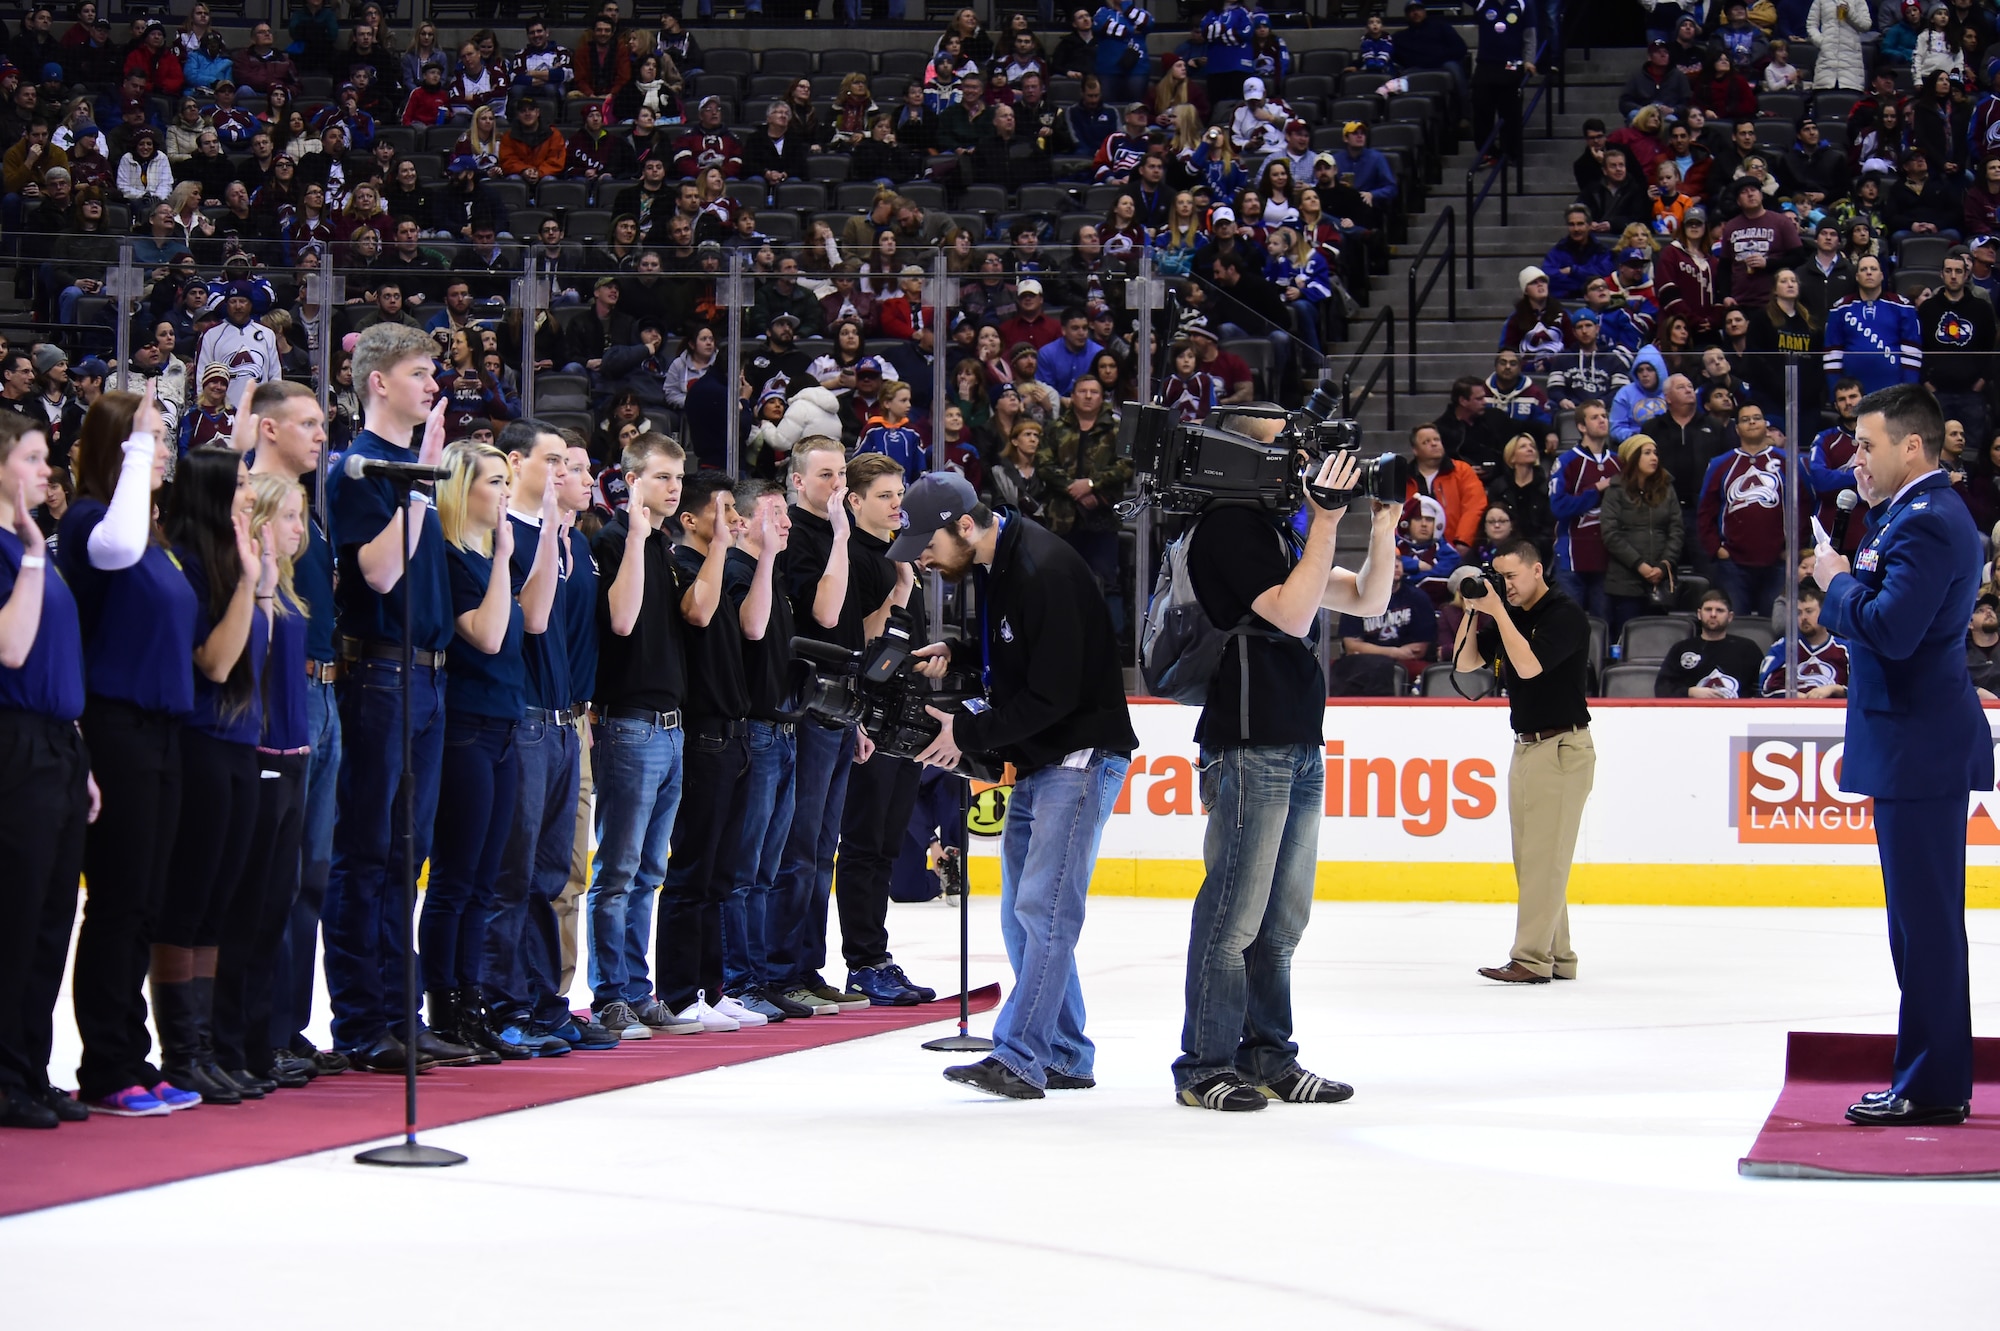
[1451,538,1595,986]
[894,473,1138,1101]
[1172,442,1401,1114]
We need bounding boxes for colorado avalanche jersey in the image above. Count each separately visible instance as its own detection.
[1759,633,1850,695]
[1823,294,1921,395]
[1549,442,1620,573]
[195,319,279,410]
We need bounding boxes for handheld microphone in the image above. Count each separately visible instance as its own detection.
[344,453,450,483]
[1833,488,1859,549]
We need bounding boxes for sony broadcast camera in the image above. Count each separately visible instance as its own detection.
[1115,377,1407,517]
[779,609,1005,782]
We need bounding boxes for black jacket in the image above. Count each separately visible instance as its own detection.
[1648,408,1729,509]
[743,128,809,181]
[946,513,1137,774]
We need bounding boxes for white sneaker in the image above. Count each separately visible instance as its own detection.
[711,993,770,1027]
[676,991,741,1033]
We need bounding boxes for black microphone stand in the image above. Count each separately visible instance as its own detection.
[922,774,993,1054]
[358,472,466,1169]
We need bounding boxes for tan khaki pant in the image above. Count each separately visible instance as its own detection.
[555,714,593,995]
[1507,729,1595,977]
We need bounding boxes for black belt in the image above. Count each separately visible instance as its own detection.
[750,718,795,734]
[1517,724,1588,744]
[306,660,339,684]
[339,637,447,670]
[603,705,682,729]
[688,717,750,739]
[524,705,576,726]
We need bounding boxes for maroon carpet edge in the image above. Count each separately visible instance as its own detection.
[1738,1032,2000,1180]
[0,985,999,1219]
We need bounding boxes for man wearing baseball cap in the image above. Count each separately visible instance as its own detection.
[1330,118,1398,211]
[893,472,1136,1101]
[1714,172,1801,312]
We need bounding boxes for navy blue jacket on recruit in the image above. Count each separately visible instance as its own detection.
[326,428,455,653]
[1820,469,1995,800]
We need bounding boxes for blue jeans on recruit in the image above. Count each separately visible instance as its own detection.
[1173,744,1322,1093]
[990,752,1128,1088]
[723,720,796,995]
[587,716,683,1008]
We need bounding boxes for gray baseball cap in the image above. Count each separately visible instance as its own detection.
[888,472,979,561]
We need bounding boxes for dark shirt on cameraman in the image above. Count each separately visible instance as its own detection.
[1476,587,1592,733]
[782,505,857,650]
[729,546,795,721]
[591,511,688,713]
[674,543,750,721]
[1187,504,1325,749]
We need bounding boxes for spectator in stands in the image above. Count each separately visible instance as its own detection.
[1340,559,1437,685]
[1599,433,1683,633]
[745,103,809,195]
[1392,0,1470,111]
[1404,422,1486,555]
[1716,178,1803,311]
[1181,314,1255,405]
[1610,345,1670,442]
[998,279,1061,351]
[1885,147,1962,245]
[1757,583,1850,696]
[498,97,565,186]
[1621,40,1692,120]
[1580,148,1651,238]
[1501,268,1570,371]
[1795,219,1857,325]
[1545,310,1632,414]
[1487,349,1555,445]
[1917,251,1994,447]
[1433,375,1513,479]
[750,257,825,341]
[572,17,628,105]
[1825,254,1921,395]
[1654,589,1766,696]
[1808,0,1872,91]
[1487,431,1554,555]
[1204,250,1296,379]
[1694,51,1758,120]
[1544,204,1613,302]
[1966,592,2000,695]
[1697,400,1801,615]
[1550,399,1620,619]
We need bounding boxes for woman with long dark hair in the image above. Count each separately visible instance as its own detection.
[154,444,273,1105]
[57,385,206,1118]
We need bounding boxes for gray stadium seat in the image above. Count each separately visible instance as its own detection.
[1422,664,1496,698]
[1618,615,1694,666]
[1601,664,1659,699]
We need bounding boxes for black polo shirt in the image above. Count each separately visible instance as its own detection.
[590,512,686,713]
[783,505,852,648]
[730,546,795,722]
[843,526,899,645]
[672,542,749,721]
[1476,586,1592,733]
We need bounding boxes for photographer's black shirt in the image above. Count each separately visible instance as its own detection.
[1187,505,1324,750]
[672,543,750,721]
[1476,587,1592,733]
[591,514,687,714]
[783,506,857,649]
[729,546,795,722]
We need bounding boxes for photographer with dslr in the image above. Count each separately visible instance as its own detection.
[897,473,1137,1102]
[1173,445,1400,1113]
[1451,541,1594,985]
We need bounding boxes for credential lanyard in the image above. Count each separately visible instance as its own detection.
[976,513,1006,691]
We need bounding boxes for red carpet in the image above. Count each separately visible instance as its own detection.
[0,986,998,1219]
[1738,1032,2000,1179]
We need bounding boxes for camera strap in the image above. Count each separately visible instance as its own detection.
[976,513,1007,693]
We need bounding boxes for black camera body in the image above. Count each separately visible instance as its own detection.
[779,612,1003,781]
[1117,378,1406,516]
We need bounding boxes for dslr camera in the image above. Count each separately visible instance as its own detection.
[779,609,1004,781]
[1117,377,1406,515]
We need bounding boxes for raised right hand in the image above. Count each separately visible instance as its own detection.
[826,482,850,537]
[419,397,447,468]
[493,508,515,561]
[134,377,165,441]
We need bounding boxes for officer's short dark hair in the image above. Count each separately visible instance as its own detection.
[1857,383,1945,461]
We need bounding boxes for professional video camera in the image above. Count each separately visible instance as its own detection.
[1116,377,1407,516]
[779,610,1004,781]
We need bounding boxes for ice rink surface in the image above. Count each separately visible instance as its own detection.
[7,897,2000,1327]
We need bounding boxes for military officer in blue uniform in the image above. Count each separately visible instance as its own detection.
[1472,0,1536,167]
[1813,383,1992,1127]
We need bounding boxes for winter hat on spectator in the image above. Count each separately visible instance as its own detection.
[447,409,486,440]
[1518,265,1547,294]
[1981,591,2000,613]
[1178,312,1219,343]
[1570,307,1600,325]
[1401,494,1445,530]
[32,345,66,376]
[200,362,231,386]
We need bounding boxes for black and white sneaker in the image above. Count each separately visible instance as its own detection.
[1177,1073,1268,1112]
[1257,1069,1355,1104]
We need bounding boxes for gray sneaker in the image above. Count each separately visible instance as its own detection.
[634,997,706,1035]
[783,986,840,1016]
[735,992,788,1022]
[596,1000,651,1041]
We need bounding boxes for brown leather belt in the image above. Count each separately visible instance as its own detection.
[1517,724,1588,744]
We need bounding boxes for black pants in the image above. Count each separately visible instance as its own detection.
[156,726,262,949]
[0,711,89,1095]
[836,751,922,971]
[74,696,181,1100]
[654,727,752,1013]
[1472,63,1526,162]
[213,752,307,1074]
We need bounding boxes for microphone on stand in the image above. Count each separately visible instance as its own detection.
[1833,488,1859,549]
[344,453,450,483]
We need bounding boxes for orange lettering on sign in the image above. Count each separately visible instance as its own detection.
[1147,755,1194,816]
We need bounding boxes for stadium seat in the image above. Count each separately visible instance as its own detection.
[484,180,531,215]
[565,209,611,242]
[776,181,827,213]
[900,182,947,210]
[863,338,903,359]
[807,156,849,183]
[535,180,590,213]
[1223,338,1274,397]
[879,49,928,81]
[1328,97,1378,126]
[1403,70,1456,103]
[1601,664,1658,698]
[820,49,874,78]
[538,373,590,401]
[1084,183,1124,214]
[1813,89,1860,124]
[1895,235,1952,271]
[726,180,768,208]
[836,181,882,211]
[1018,184,1072,213]
[1758,91,1805,123]
[1736,621,1777,653]
[1895,269,1941,301]
[1618,615,1694,666]
[960,184,1010,215]
[541,410,597,442]
[1298,50,1346,79]
[693,73,741,102]
[870,74,910,103]
[1422,663,1496,698]
[810,75,848,100]
[704,48,757,78]
[747,74,794,99]
[761,49,814,78]
[1338,72,1389,96]
[760,213,802,243]
[1587,615,1608,690]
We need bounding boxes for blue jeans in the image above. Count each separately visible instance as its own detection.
[322,658,448,1051]
[485,714,579,1024]
[723,720,796,995]
[1173,744,1323,1093]
[768,721,855,990]
[418,711,519,994]
[275,675,340,1047]
[1712,558,1783,617]
[586,715,683,1008]
[990,752,1129,1088]
[1555,567,1608,622]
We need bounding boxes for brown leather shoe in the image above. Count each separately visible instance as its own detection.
[1477,962,1552,984]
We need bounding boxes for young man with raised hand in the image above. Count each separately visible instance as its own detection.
[321,324,479,1073]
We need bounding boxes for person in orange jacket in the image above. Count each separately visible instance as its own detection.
[497,96,567,184]
[1402,421,1488,555]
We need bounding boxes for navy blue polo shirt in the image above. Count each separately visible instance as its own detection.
[445,542,525,719]
[327,428,454,652]
[506,510,569,712]
[561,525,597,707]
[264,587,310,749]
[297,507,337,664]
[179,546,267,746]
[56,498,199,716]
[0,527,84,721]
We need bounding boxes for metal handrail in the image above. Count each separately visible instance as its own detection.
[1404,205,1456,396]
[1339,304,1397,431]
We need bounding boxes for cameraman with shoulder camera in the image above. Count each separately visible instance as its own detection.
[896,473,1138,1101]
[1451,539,1594,985]
[1173,440,1400,1113]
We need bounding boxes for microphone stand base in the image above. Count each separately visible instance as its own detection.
[356,1141,469,1169]
[922,1032,996,1053]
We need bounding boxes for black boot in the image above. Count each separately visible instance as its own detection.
[447,987,505,1065]
[151,979,240,1106]
[189,976,258,1100]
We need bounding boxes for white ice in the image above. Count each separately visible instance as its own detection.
[6,898,2000,1327]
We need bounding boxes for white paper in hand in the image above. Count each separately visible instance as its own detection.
[1810,514,1834,559]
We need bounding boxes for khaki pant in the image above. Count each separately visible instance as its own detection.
[1507,729,1595,977]
[555,714,593,995]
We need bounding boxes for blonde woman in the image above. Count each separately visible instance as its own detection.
[455,104,503,176]
[1168,102,1204,158]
